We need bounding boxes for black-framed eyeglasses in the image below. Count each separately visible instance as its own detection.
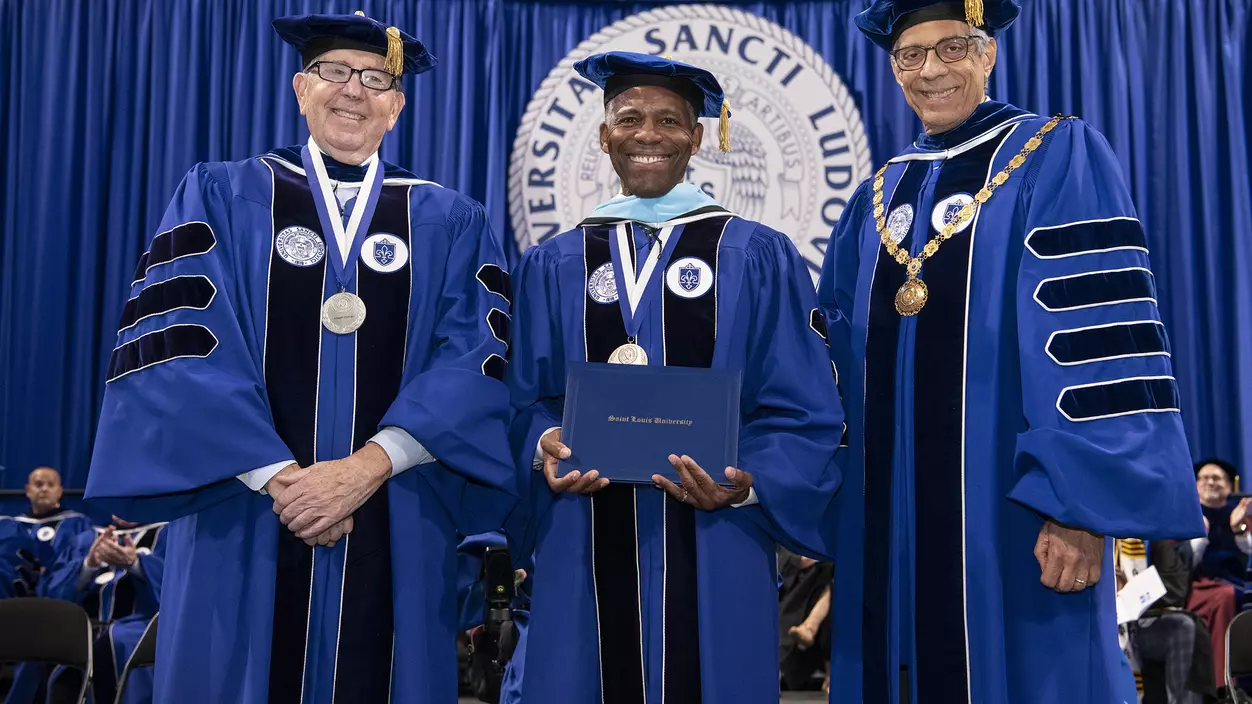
[891,36,983,71]
[306,60,397,92]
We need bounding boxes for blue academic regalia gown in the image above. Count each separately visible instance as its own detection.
[2,510,94,704]
[818,101,1206,704]
[508,207,844,704]
[40,523,166,704]
[9,509,94,597]
[83,147,518,704]
[0,517,31,598]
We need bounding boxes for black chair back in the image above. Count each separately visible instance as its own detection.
[1226,610,1252,691]
[0,597,93,703]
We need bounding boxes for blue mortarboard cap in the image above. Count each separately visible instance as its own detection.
[273,11,437,77]
[855,0,1021,51]
[574,51,731,151]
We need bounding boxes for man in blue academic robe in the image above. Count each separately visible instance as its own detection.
[2,468,95,704]
[508,52,844,704]
[9,468,94,597]
[39,520,166,704]
[84,12,517,704]
[819,2,1206,703]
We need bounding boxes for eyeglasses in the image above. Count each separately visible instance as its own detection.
[306,60,397,92]
[891,36,983,71]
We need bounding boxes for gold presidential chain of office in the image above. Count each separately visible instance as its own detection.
[873,114,1071,316]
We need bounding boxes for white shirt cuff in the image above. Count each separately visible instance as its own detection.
[1189,536,1209,564]
[77,557,101,591]
[1237,532,1252,555]
[534,427,561,470]
[371,427,436,477]
[731,487,759,508]
[237,461,293,495]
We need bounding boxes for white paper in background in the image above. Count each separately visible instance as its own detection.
[1116,565,1167,624]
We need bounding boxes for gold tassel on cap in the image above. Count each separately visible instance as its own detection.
[354,11,404,76]
[964,0,985,27]
[718,99,731,152]
[384,26,404,76]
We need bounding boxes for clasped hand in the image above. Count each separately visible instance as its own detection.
[265,443,391,547]
[86,525,138,569]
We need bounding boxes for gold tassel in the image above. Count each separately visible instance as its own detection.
[718,99,731,152]
[964,0,985,27]
[384,26,404,76]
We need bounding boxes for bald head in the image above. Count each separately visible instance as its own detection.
[26,467,63,515]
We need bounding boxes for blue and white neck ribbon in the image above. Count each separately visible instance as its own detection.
[301,136,383,292]
[608,222,685,341]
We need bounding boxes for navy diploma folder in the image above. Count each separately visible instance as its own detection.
[558,362,741,485]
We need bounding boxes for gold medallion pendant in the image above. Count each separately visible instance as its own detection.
[894,278,928,316]
[869,115,1070,316]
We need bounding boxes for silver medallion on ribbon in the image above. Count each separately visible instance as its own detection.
[607,342,648,365]
[321,291,367,334]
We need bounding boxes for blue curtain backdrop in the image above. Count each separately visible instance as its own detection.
[1,0,1249,493]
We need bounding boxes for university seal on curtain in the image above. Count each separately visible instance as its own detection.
[508,4,872,280]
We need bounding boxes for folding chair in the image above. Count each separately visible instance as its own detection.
[0,597,92,704]
[113,613,157,704]
[1225,609,1252,701]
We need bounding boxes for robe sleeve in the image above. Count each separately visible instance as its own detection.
[0,519,29,598]
[818,182,869,446]
[502,246,565,561]
[85,164,292,522]
[132,530,166,604]
[817,181,870,360]
[35,522,96,601]
[379,197,518,536]
[1007,119,1205,539]
[736,229,845,559]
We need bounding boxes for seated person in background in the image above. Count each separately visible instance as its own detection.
[778,548,833,693]
[1181,458,1249,688]
[1117,538,1215,704]
[40,518,166,704]
[2,468,95,704]
[12,468,94,596]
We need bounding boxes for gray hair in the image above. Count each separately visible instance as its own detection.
[969,26,991,50]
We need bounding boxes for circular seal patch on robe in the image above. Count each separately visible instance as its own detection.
[508,4,872,283]
[362,233,409,273]
[930,193,977,235]
[275,226,326,267]
[587,262,618,304]
[886,204,913,244]
[665,257,714,299]
[36,526,55,542]
[95,570,117,586]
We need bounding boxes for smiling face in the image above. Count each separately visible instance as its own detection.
[891,19,997,135]
[599,85,703,198]
[293,48,406,165]
[1197,463,1233,508]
